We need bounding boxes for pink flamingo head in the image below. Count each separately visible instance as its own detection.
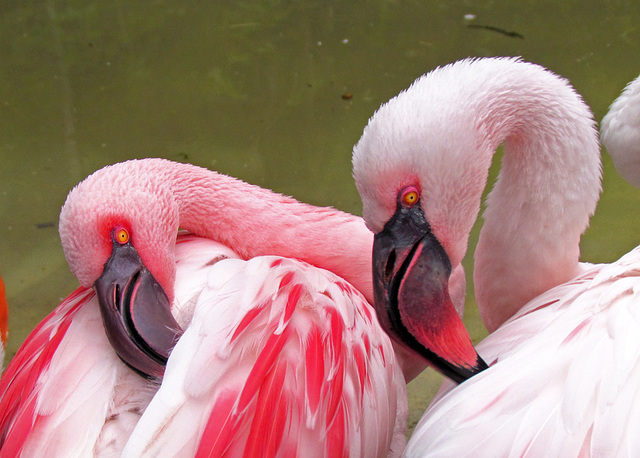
[59,162,179,301]
[59,160,184,378]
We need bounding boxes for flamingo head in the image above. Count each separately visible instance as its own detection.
[59,160,183,378]
[352,60,498,383]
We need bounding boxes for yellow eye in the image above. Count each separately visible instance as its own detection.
[115,228,130,244]
[401,188,420,207]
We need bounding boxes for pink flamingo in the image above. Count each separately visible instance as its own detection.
[601,73,640,187]
[0,159,478,456]
[351,57,640,455]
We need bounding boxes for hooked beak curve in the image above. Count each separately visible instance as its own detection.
[372,205,487,384]
[94,241,182,379]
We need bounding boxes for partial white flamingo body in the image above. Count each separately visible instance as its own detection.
[601,73,640,187]
[350,58,640,456]
[0,159,408,457]
[407,248,640,456]
[125,255,406,457]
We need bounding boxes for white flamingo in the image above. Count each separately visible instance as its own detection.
[352,57,640,456]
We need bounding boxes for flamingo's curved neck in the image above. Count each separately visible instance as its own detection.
[471,71,601,332]
[164,163,374,303]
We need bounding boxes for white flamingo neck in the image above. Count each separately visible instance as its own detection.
[467,61,602,331]
[156,159,375,302]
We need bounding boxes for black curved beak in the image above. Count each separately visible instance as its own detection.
[372,204,487,384]
[94,240,183,379]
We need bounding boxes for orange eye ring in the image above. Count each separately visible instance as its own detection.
[115,228,130,245]
[401,187,420,207]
